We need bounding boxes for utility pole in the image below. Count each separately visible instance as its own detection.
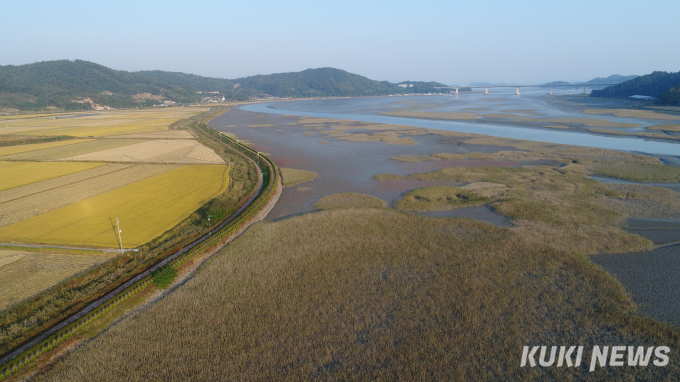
[116,217,123,256]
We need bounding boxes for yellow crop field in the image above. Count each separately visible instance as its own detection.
[0,139,92,157]
[70,139,225,164]
[0,165,230,248]
[0,161,106,192]
[0,108,206,137]
[0,139,144,161]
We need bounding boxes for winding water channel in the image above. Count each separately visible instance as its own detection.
[243,100,679,157]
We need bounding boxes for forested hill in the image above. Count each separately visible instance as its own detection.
[0,60,449,110]
[590,71,680,105]
[584,74,638,85]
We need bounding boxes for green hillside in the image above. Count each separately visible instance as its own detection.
[0,60,452,110]
[590,71,680,105]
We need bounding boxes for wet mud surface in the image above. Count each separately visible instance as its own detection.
[211,107,520,224]
[592,245,680,327]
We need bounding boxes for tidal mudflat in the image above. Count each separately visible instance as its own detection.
[211,107,528,224]
[212,101,680,331]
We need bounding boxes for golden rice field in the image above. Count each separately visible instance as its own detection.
[0,249,111,311]
[0,139,92,157]
[0,164,178,228]
[0,165,230,248]
[0,139,143,161]
[70,139,225,164]
[0,108,207,137]
[0,161,105,192]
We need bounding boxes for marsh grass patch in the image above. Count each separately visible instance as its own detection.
[394,186,492,212]
[313,192,386,210]
[280,167,317,187]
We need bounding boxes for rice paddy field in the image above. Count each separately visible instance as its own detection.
[0,139,91,157]
[0,249,111,311]
[0,108,206,137]
[0,139,143,161]
[0,164,230,248]
[0,164,178,228]
[69,139,225,164]
[0,162,105,192]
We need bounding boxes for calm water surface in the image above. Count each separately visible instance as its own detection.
[242,94,680,157]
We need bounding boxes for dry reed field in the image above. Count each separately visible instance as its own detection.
[34,208,680,381]
[0,108,206,137]
[0,165,230,248]
[70,139,225,164]
[0,139,90,157]
[0,139,143,161]
[0,164,178,228]
[0,162,105,192]
[0,250,110,311]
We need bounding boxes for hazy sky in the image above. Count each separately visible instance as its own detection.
[1,0,678,85]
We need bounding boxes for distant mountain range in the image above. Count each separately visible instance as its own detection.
[0,60,452,110]
[469,75,639,88]
[590,71,680,105]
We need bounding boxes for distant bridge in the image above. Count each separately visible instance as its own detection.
[434,83,614,95]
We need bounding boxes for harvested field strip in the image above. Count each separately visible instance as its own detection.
[0,164,132,204]
[70,140,225,164]
[0,164,178,228]
[0,139,90,157]
[0,165,231,247]
[104,130,194,139]
[0,109,206,137]
[0,251,110,311]
[0,162,105,192]
[0,139,144,161]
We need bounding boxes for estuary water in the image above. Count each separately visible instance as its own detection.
[242,95,680,157]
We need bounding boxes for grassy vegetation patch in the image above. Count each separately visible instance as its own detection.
[634,132,680,141]
[280,167,317,187]
[381,111,478,120]
[152,266,178,289]
[33,208,679,381]
[313,192,386,210]
[371,174,405,180]
[647,124,680,132]
[594,163,680,183]
[587,128,632,136]
[534,118,642,128]
[583,108,680,120]
[543,124,569,129]
[596,183,680,220]
[394,186,491,212]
